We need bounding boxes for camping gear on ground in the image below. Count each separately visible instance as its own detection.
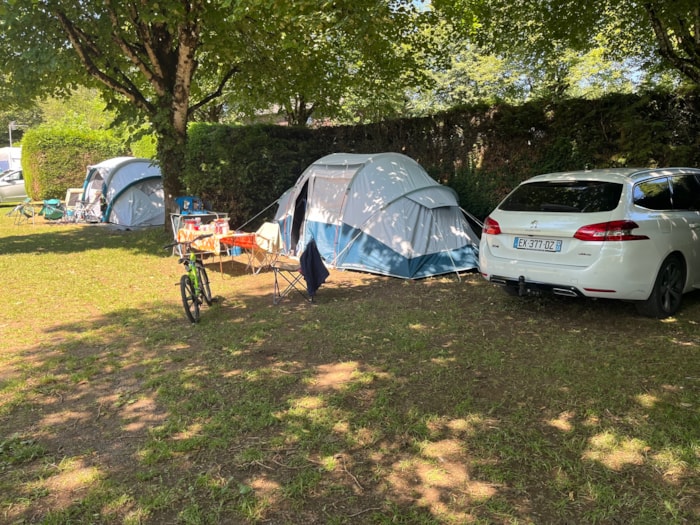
[9,198,36,225]
[64,188,102,223]
[81,157,163,227]
[175,195,207,214]
[274,152,479,279]
[39,199,65,221]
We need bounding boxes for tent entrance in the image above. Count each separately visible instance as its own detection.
[290,181,308,254]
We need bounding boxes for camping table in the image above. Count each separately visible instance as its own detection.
[170,212,228,255]
[219,233,265,274]
[176,228,236,273]
[175,230,260,274]
[176,228,226,252]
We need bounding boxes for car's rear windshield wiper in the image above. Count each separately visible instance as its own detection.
[540,203,581,212]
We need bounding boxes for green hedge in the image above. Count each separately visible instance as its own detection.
[21,92,699,221]
[184,123,325,229]
[186,93,698,222]
[21,125,124,200]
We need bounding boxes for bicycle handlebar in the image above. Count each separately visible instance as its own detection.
[163,233,213,250]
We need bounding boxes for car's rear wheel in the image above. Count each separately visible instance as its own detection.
[636,254,685,318]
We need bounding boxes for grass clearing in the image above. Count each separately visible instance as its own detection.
[1,206,699,523]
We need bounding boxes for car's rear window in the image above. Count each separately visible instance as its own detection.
[499,181,623,212]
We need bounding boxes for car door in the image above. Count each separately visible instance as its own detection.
[0,170,26,201]
[670,173,700,288]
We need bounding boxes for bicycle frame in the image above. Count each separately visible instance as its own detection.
[165,233,213,323]
[183,250,202,294]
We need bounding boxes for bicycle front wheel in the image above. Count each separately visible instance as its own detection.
[197,265,213,306]
[180,274,200,323]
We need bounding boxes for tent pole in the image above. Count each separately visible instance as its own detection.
[460,207,484,229]
[330,228,365,267]
[235,199,280,231]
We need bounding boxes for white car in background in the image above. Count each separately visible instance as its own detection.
[479,167,700,318]
[0,169,28,203]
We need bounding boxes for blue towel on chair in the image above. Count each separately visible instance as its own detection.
[300,240,329,297]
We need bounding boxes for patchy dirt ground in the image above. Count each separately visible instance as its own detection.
[3,247,700,524]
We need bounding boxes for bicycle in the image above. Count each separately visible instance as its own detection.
[164,234,214,323]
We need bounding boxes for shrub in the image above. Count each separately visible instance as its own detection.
[21,125,124,200]
[130,133,158,160]
[184,123,320,228]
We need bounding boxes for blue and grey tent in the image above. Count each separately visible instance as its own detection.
[274,152,479,279]
[81,157,164,227]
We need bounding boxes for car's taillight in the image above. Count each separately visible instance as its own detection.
[483,217,501,235]
[574,220,649,241]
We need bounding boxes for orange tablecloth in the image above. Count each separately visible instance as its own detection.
[221,232,283,274]
[177,229,277,275]
[219,233,256,251]
[220,233,265,273]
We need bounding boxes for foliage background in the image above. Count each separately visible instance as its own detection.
[21,125,125,200]
[182,92,700,225]
[16,91,699,221]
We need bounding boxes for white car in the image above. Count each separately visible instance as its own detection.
[0,169,28,203]
[479,168,700,318]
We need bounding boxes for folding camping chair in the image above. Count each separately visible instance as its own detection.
[71,191,102,223]
[39,199,65,221]
[251,222,282,273]
[272,239,329,304]
[273,259,306,304]
[9,198,37,225]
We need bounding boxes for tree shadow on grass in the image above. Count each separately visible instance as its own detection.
[1,222,170,256]
[2,265,699,523]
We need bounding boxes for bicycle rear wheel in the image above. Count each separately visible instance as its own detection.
[197,265,213,306]
[180,274,200,323]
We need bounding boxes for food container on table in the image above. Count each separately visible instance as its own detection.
[214,218,229,235]
[183,218,201,230]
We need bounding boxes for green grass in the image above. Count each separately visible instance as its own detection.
[1,205,699,524]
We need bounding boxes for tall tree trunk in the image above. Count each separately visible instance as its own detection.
[152,101,187,234]
[156,127,186,232]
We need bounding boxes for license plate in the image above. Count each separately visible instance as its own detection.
[514,237,562,252]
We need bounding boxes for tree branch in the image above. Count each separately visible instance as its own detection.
[104,0,168,97]
[188,67,239,116]
[125,1,168,83]
[644,3,700,84]
[671,14,700,63]
[54,9,155,113]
